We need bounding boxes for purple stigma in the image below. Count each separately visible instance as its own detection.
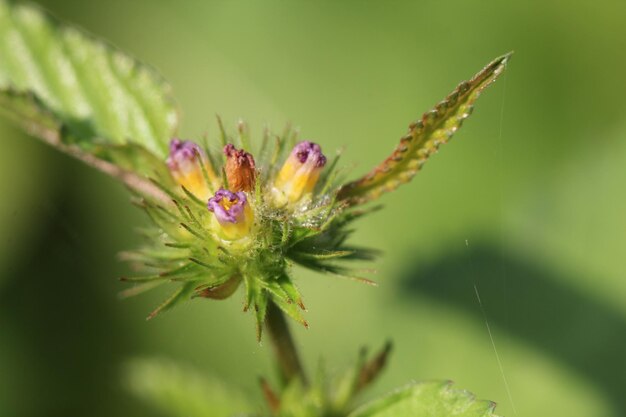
[292,141,327,168]
[207,188,248,224]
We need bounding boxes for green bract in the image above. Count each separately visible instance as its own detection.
[120,126,383,338]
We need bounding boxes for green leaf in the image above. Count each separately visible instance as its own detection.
[276,273,305,309]
[264,281,309,329]
[254,287,269,340]
[348,381,499,417]
[147,281,197,320]
[337,53,511,205]
[0,0,178,168]
[290,249,356,261]
[124,357,254,417]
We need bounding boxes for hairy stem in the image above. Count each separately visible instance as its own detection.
[265,301,308,385]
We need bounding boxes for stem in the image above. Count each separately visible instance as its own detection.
[265,301,308,385]
[15,117,172,205]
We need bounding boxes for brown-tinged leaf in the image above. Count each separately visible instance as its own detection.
[337,53,511,205]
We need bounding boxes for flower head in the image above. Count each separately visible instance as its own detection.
[207,188,254,240]
[224,144,256,192]
[167,139,216,200]
[115,54,510,336]
[273,141,327,204]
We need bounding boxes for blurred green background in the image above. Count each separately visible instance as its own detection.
[1,0,625,416]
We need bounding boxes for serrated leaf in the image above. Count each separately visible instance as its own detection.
[0,0,178,173]
[348,381,499,417]
[338,53,511,205]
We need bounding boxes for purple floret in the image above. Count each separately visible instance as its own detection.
[167,138,202,170]
[207,188,248,224]
[292,141,327,168]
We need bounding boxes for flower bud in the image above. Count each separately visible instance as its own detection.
[207,188,254,240]
[224,144,256,192]
[167,139,216,201]
[273,141,327,204]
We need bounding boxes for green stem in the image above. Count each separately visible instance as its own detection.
[265,301,308,385]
